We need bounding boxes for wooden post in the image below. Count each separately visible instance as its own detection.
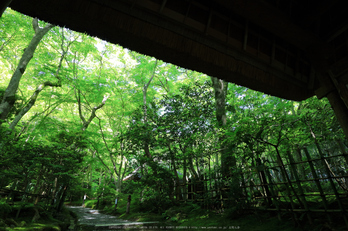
[303,148,331,222]
[315,143,348,228]
[243,20,248,51]
[263,164,282,220]
[336,139,348,189]
[295,147,306,179]
[16,180,30,219]
[126,195,131,214]
[114,197,118,211]
[240,171,250,207]
[286,151,312,224]
[326,90,348,142]
[274,147,299,223]
[204,174,208,209]
[256,158,272,206]
[192,179,195,200]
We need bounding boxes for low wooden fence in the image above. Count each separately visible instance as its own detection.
[176,142,348,227]
[0,188,48,204]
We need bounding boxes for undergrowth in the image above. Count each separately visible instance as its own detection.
[79,194,338,231]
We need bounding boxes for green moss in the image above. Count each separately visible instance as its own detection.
[4,223,61,231]
[0,203,74,231]
[66,193,347,230]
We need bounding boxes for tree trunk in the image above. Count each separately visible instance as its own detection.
[167,141,182,200]
[126,195,131,214]
[188,153,199,180]
[0,18,53,124]
[142,60,157,160]
[211,77,233,176]
[326,90,348,142]
[15,178,30,219]
[9,31,70,130]
[183,157,187,201]
[33,166,45,204]
[56,185,68,212]
[211,77,228,127]
[51,177,58,206]
[9,81,61,130]
[77,90,109,131]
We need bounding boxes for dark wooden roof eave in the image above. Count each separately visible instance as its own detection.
[8,0,317,101]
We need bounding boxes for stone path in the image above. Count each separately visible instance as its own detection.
[67,206,158,230]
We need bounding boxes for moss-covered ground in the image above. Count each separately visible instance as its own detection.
[0,202,74,231]
[75,193,347,231]
[1,193,346,231]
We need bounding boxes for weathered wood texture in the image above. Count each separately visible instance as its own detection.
[8,0,346,101]
[179,143,348,228]
[6,0,348,137]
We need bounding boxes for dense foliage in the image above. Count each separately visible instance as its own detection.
[1,8,347,230]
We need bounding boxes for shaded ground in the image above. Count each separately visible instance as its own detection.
[68,198,347,231]
[67,206,158,230]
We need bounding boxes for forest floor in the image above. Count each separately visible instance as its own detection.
[76,197,347,231]
[0,204,73,231]
[67,205,159,230]
[1,198,346,230]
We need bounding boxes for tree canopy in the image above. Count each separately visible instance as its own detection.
[1,9,347,229]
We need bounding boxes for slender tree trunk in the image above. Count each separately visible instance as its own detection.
[98,119,121,192]
[179,143,199,180]
[211,77,242,205]
[33,166,45,204]
[0,31,16,52]
[77,90,109,131]
[188,154,199,180]
[126,195,131,214]
[116,142,128,192]
[56,185,68,212]
[211,77,235,176]
[167,141,182,200]
[9,31,71,130]
[51,177,58,206]
[16,177,30,219]
[211,77,228,126]
[0,18,53,124]
[9,81,61,130]
[326,90,348,142]
[183,157,187,201]
[295,146,306,179]
[142,60,157,159]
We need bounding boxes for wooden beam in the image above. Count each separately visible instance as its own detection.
[214,0,333,59]
[326,90,348,142]
[243,20,248,51]
[0,0,12,17]
[299,0,339,28]
[159,0,167,13]
[329,71,348,109]
[326,20,348,42]
[9,0,314,100]
[205,9,213,35]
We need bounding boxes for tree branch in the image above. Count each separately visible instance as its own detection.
[0,31,16,52]
[32,18,39,34]
[0,18,54,123]
[9,81,61,130]
[83,94,110,130]
[98,117,120,177]
[76,89,86,125]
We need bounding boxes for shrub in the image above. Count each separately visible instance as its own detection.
[0,202,12,219]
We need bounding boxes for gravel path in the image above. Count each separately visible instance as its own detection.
[67,206,158,230]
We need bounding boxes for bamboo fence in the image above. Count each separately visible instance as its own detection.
[177,143,348,227]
